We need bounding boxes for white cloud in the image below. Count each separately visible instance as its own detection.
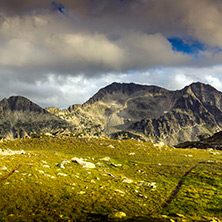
[0,12,191,77]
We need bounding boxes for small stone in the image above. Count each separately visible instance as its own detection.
[137,169,145,173]
[111,212,126,219]
[129,153,135,155]
[20,150,26,154]
[56,163,65,169]
[78,191,86,195]
[210,217,220,222]
[154,141,164,148]
[137,194,147,199]
[0,166,8,171]
[44,174,55,179]
[114,189,125,194]
[100,156,110,161]
[110,163,122,167]
[108,144,115,148]
[62,160,70,165]
[122,178,133,184]
[96,162,103,166]
[57,173,67,177]
[43,165,50,168]
[207,148,214,151]
[149,182,157,189]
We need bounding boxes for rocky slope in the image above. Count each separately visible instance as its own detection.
[0,96,71,139]
[131,82,222,144]
[175,131,222,150]
[47,82,222,145]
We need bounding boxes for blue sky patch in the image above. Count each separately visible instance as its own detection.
[51,1,65,14]
[168,37,205,54]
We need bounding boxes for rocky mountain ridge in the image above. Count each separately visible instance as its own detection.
[1,82,222,146]
[131,82,222,144]
[46,82,222,145]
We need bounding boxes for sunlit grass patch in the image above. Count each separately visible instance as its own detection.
[0,137,222,221]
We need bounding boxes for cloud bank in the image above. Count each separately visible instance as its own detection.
[0,0,221,107]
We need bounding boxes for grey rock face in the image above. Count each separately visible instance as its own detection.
[73,82,222,145]
[130,82,222,145]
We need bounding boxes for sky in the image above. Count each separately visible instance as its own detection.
[0,0,222,108]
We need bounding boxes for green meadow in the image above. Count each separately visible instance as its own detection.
[0,137,222,221]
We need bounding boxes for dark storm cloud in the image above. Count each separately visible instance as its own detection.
[1,0,222,47]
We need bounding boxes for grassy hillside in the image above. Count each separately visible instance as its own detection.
[0,137,222,221]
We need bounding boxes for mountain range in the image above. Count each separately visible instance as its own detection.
[1,82,222,146]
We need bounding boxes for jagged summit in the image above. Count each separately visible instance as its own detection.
[181,82,220,97]
[85,82,168,105]
[85,81,220,106]
[0,96,47,113]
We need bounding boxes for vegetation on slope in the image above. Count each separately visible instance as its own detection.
[0,137,222,221]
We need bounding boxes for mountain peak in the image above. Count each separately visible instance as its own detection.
[0,96,47,113]
[85,82,167,105]
[184,81,218,92]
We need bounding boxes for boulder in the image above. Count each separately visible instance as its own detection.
[71,157,96,168]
